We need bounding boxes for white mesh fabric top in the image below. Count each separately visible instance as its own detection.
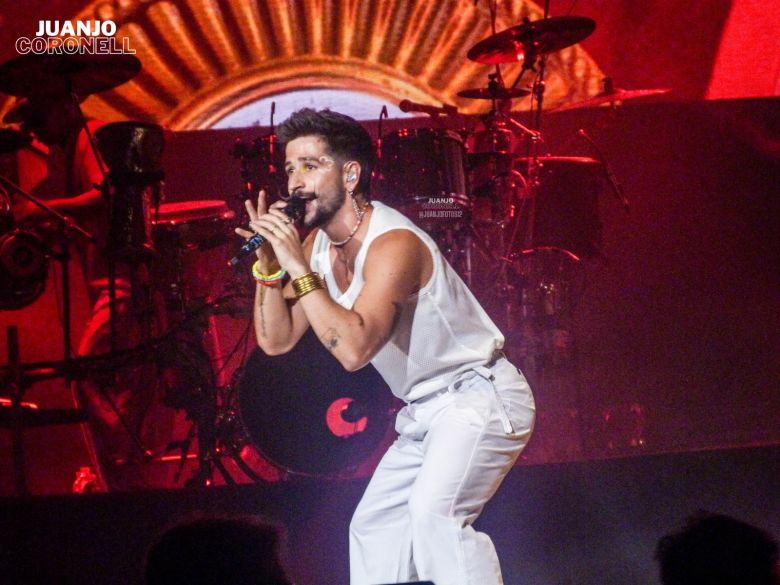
[309,201,504,402]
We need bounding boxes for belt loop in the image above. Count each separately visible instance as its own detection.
[447,369,477,394]
[475,365,513,434]
[474,365,494,381]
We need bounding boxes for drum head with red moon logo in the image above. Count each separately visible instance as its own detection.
[238,329,393,477]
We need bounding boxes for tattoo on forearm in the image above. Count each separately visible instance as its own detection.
[321,328,340,352]
[259,285,267,338]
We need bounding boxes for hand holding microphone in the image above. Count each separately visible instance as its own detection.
[230,191,306,267]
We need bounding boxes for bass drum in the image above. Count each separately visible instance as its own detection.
[513,156,604,258]
[238,330,394,477]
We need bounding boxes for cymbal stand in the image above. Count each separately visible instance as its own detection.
[475,2,548,274]
[486,4,552,370]
[69,86,156,359]
[66,89,125,356]
[5,326,26,495]
[505,0,553,254]
[63,86,156,467]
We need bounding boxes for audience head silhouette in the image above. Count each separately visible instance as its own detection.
[144,515,292,585]
[656,511,778,585]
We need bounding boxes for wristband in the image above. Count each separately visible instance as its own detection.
[252,261,286,286]
[291,272,325,298]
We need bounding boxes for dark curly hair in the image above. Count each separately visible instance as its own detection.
[276,108,376,196]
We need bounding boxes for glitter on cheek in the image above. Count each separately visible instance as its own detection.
[318,155,336,169]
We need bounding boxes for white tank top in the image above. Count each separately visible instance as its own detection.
[309,201,504,402]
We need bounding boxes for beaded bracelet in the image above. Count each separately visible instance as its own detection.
[252,261,287,287]
[291,272,325,298]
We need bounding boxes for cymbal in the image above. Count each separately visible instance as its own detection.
[467,16,596,65]
[0,53,141,98]
[0,127,32,154]
[551,87,671,112]
[457,86,530,100]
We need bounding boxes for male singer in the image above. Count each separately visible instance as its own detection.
[235,108,535,585]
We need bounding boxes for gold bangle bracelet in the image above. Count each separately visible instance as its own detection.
[291,272,325,298]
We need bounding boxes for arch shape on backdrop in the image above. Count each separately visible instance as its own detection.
[0,0,604,129]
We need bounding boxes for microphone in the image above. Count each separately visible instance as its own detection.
[227,196,307,266]
[578,128,630,213]
[398,99,458,117]
[377,105,388,160]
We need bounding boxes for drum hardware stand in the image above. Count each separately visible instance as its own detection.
[230,136,264,198]
[69,89,166,469]
[474,109,539,318]
[181,391,232,487]
[577,128,631,213]
[228,127,282,295]
[153,301,250,488]
[5,325,27,495]
[176,383,265,487]
[0,175,95,362]
[505,3,553,275]
[0,173,97,494]
[186,383,234,488]
[69,89,163,354]
[230,101,284,204]
[62,84,125,357]
[0,173,95,358]
[184,383,267,487]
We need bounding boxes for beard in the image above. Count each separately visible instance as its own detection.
[303,187,347,229]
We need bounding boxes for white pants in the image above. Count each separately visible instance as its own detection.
[349,359,535,585]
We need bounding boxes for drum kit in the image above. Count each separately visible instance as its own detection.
[228,14,670,473]
[0,11,669,491]
[0,52,239,492]
[375,15,618,369]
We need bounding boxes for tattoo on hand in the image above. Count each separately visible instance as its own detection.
[321,328,340,352]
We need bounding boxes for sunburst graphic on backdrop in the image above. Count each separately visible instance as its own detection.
[2,0,604,129]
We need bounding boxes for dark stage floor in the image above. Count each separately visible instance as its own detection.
[1,445,777,585]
